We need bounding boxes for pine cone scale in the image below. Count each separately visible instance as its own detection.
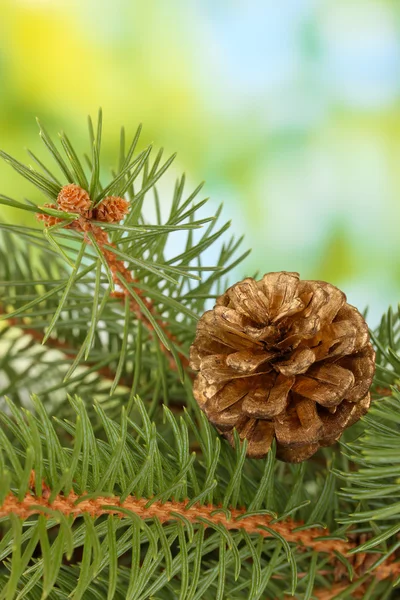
[306,321,358,361]
[274,406,323,447]
[262,271,301,317]
[190,271,376,462]
[275,316,320,350]
[312,281,346,324]
[338,346,375,401]
[277,442,320,462]
[224,418,275,458]
[226,349,277,373]
[208,401,243,429]
[199,355,272,387]
[224,278,270,323]
[296,397,321,429]
[213,378,250,411]
[242,374,294,419]
[274,346,316,376]
[319,394,371,445]
[271,296,306,323]
[247,420,275,457]
[207,308,263,350]
[292,364,355,407]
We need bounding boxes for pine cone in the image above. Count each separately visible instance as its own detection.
[93,196,129,222]
[35,204,63,227]
[57,184,92,217]
[190,272,375,462]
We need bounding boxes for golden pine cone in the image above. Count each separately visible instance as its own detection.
[93,196,129,222]
[35,204,63,227]
[189,272,375,462]
[57,184,92,217]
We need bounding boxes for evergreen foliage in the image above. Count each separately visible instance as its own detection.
[0,113,399,598]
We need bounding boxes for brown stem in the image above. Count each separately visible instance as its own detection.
[311,580,371,600]
[71,219,190,374]
[5,215,192,386]
[1,489,399,587]
[374,386,393,397]
[0,491,351,550]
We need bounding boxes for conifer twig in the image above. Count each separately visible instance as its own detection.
[73,218,190,372]
[37,210,190,375]
[1,486,399,587]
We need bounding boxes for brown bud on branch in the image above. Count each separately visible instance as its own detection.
[57,184,92,217]
[93,196,129,222]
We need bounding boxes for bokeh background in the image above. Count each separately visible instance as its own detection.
[1,0,400,325]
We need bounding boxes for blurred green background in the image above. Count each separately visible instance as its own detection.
[1,0,400,324]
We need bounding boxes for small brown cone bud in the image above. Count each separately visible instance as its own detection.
[189,272,375,462]
[94,196,129,222]
[36,204,63,227]
[57,184,92,217]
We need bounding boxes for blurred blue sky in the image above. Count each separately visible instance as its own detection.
[1,0,400,324]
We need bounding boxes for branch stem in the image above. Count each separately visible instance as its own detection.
[1,489,399,587]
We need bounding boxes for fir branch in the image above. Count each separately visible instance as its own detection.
[1,480,399,597]
[95,223,189,372]
[0,115,243,386]
[0,489,351,555]
[3,113,399,598]
[2,486,400,587]
[65,216,189,374]
[1,393,400,598]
